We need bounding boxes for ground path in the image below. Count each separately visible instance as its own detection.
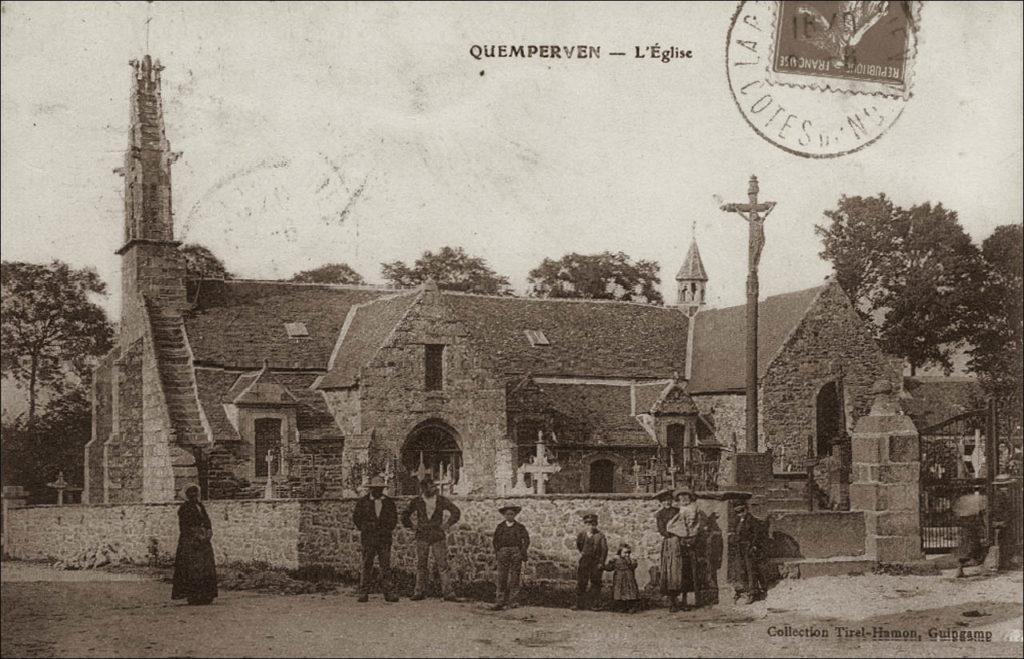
[1,562,1021,657]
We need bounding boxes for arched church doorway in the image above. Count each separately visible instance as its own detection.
[588,459,616,493]
[400,420,462,495]
[815,381,844,456]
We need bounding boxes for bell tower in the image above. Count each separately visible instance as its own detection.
[676,236,708,318]
[115,55,185,343]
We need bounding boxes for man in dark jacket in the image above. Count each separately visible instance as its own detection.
[401,479,462,601]
[352,476,399,602]
[733,502,767,604]
[491,504,530,610]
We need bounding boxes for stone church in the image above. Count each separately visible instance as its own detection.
[83,56,899,503]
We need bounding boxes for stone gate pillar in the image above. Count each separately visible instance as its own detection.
[849,381,923,563]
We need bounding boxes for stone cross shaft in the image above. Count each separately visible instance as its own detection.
[519,435,561,495]
[47,471,69,506]
[719,174,776,454]
[264,449,276,499]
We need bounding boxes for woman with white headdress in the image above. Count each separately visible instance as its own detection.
[171,484,218,605]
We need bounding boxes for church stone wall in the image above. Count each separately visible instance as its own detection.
[85,353,115,503]
[106,340,145,503]
[760,283,898,472]
[352,291,510,495]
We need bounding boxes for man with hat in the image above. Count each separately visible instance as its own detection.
[491,503,531,610]
[352,475,399,602]
[653,487,682,610]
[401,478,462,601]
[732,501,767,604]
[572,512,608,610]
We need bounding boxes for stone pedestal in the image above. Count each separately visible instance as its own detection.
[849,382,922,563]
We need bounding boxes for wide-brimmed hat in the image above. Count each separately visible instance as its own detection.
[366,476,386,488]
[734,501,749,512]
[993,473,1016,485]
[653,488,675,502]
[675,487,695,499]
[498,504,522,515]
[180,484,201,500]
[582,512,599,524]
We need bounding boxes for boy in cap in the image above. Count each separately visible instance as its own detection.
[352,475,398,602]
[572,512,608,610]
[491,504,531,610]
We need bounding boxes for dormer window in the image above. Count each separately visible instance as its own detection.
[284,322,309,338]
[524,329,550,346]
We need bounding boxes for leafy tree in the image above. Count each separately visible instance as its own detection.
[291,263,366,285]
[967,224,1023,402]
[1,261,114,425]
[816,195,987,375]
[1,386,91,503]
[528,251,663,305]
[180,243,233,280]
[381,246,511,294]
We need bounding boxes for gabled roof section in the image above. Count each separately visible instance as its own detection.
[229,367,300,406]
[443,294,689,379]
[676,240,708,281]
[688,284,826,393]
[541,382,657,447]
[650,379,699,415]
[183,279,392,370]
[901,376,985,431]
[318,290,421,389]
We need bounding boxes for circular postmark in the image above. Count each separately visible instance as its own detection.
[726,1,920,158]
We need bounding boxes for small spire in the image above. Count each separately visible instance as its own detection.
[676,238,708,282]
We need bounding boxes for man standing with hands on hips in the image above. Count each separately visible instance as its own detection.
[402,479,462,601]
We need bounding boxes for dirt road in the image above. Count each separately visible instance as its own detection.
[1,562,1021,657]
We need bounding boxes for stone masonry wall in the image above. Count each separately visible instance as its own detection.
[106,340,145,503]
[5,495,733,595]
[760,282,899,472]
[350,289,511,496]
[693,393,744,484]
[85,352,115,504]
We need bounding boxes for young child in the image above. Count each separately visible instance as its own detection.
[604,543,641,613]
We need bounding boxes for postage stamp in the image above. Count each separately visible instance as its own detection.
[726,0,922,158]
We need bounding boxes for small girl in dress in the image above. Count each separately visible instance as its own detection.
[604,543,641,613]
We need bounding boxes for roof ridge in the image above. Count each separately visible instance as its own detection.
[442,290,681,311]
[704,281,830,315]
[189,277,399,292]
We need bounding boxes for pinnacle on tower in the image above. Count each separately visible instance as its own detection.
[675,238,708,315]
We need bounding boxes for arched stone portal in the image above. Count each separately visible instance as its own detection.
[400,420,462,495]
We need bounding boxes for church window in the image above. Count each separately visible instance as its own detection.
[284,322,309,338]
[254,418,282,478]
[524,329,550,346]
[425,344,444,391]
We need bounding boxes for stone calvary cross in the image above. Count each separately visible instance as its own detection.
[518,431,561,495]
[719,175,776,454]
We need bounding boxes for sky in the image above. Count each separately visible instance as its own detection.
[2,1,1022,323]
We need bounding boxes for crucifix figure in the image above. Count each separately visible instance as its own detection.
[720,175,776,453]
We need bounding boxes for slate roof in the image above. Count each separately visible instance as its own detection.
[444,294,689,379]
[319,291,420,388]
[676,240,708,281]
[634,381,669,415]
[541,382,656,447]
[194,367,342,442]
[687,284,825,393]
[901,376,985,431]
[184,280,391,370]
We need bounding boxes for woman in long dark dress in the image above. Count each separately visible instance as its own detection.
[172,484,218,605]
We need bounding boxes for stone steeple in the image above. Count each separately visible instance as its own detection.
[115,55,186,342]
[675,237,708,317]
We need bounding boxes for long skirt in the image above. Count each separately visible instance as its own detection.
[956,516,983,564]
[660,536,694,594]
[172,530,218,602]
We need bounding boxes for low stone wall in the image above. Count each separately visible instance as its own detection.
[4,494,736,593]
[768,511,866,559]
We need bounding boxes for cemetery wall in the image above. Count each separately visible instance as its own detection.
[3,494,737,591]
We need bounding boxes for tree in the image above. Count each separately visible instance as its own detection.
[180,243,233,280]
[290,263,366,285]
[528,251,663,305]
[1,261,115,425]
[381,246,511,294]
[967,224,1023,402]
[816,196,987,375]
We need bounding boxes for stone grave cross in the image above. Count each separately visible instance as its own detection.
[414,452,433,483]
[264,449,276,499]
[518,432,561,494]
[47,471,71,506]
